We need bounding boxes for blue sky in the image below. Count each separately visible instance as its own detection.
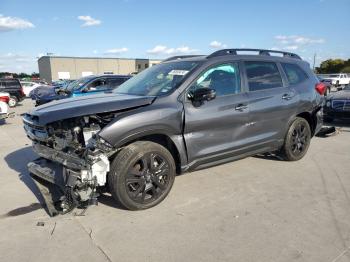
[0,0,349,73]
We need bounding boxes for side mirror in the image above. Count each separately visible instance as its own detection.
[189,88,216,103]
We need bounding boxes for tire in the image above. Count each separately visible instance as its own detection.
[280,117,311,161]
[8,96,18,107]
[108,141,176,210]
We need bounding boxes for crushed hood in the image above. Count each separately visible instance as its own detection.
[27,93,156,125]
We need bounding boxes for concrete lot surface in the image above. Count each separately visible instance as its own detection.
[0,100,350,262]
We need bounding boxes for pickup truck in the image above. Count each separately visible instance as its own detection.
[322,73,350,88]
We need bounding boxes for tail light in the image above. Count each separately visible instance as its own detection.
[0,96,10,103]
[315,82,326,95]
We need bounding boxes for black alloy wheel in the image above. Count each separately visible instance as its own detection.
[280,117,311,161]
[125,152,171,205]
[108,141,176,210]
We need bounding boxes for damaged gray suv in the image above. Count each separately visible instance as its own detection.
[23,49,325,215]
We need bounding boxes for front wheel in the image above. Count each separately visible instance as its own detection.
[108,141,176,210]
[280,117,311,161]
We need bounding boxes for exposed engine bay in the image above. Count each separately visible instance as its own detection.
[23,112,117,215]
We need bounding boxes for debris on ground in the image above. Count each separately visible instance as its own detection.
[316,126,341,137]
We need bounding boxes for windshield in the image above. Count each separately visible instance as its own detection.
[114,61,200,96]
[65,76,94,91]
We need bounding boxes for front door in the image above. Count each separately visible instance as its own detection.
[183,62,251,162]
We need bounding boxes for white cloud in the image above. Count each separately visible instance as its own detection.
[284,45,299,50]
[273,35,325,53]
[275,35,325,45]
[209,40,227,49]
[104,47,128,54]
[147,45,198,55]
[0,53,38,73]
[78,15,101,27]
[0,14,34,32]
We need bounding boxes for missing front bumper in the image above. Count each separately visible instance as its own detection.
[28,158,65,216]
[28,157,102,217]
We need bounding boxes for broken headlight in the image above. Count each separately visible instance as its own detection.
[94,136,113,152]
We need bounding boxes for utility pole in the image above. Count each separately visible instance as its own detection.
[312,53,316,72]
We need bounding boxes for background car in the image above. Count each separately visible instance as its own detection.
[323,84,350,125]
[0,92,10,104]
[51,79,74,90]
[20,81,42,97]
[0,101,9,121]
[0,92,9,121]
[0,78,25,107]
[33,74,131,105]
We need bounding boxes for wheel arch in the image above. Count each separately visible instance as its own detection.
[296,111,316,136]
[111,132,186,175]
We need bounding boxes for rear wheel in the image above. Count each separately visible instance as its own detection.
[8,96,17,107]
[280,117,311,161]
[108,141,176,210]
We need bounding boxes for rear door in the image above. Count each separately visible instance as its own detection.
[183,62,251,162]
[243,60,298,147]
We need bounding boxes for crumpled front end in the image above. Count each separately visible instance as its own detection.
[23,113,115,215]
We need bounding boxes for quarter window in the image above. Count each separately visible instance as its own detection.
[281,63,308,85]
[190,63,241,96]
[245,61,283,91]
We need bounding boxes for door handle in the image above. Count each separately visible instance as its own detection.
[282,94,293,100]
[235,104,248,111]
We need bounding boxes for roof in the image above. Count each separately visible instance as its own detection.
[162,48,306,64]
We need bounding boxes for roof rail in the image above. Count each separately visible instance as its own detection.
[162,55,204,63]
[207,48,301,60]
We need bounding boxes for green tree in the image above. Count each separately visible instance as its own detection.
[342,66,350,73]
[316,59,345,74]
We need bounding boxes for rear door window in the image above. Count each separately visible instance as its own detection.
[108,78,128,89]
[281,63,308,85]
[244,61,283,91]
